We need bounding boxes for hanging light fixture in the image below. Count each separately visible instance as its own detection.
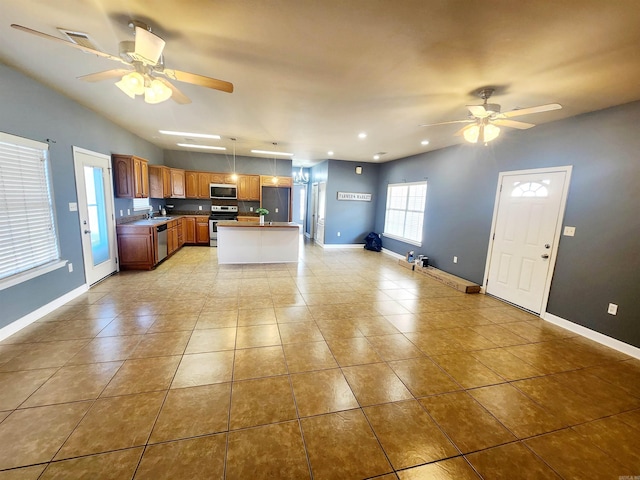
[293,166,309,184]
[230,138,238,181]
[115,70,173,104]
[271,142,279,184]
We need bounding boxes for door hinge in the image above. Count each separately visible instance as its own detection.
[499,184,502,192]
[492,233,495,240]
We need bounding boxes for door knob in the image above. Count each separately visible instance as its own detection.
[541,254,549,259]
[84,229,91,234]
[544,243,551,249]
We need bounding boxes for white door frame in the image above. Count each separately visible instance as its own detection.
[73,146,119,285]
[482,165,573,315]
[310,182,318,240]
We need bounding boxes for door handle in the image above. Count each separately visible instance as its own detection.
[541,254,549,259]
[84,229,91,234]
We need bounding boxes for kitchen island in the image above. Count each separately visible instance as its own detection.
[216,221,300,264]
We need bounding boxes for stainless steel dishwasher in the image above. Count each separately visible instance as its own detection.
[156,224,168,262]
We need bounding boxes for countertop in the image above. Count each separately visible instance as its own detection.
[217,221,299,228]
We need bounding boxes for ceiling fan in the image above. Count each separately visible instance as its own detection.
[10,21,233,104]
[420,88,561,144]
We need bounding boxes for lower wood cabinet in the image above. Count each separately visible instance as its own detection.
[116,225,156,270]
[167,220,179,256]
[196,219,210,245]
[182,216,210,245]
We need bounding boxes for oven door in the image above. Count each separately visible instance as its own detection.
[209,219,218,247]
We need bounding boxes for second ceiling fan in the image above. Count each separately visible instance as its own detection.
[420,88,562,144]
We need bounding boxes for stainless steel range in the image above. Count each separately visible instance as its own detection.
[209,205,238,247]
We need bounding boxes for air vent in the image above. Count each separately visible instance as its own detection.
[57,28,99,50]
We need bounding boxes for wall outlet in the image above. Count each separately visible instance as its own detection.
[127,209,131,215]
[250,207,253,212]
[120,210,123,216]
[607,303,618,315]
[563,226,576,236]
[68,263,73,273]
[199,205,203,210]
[453,256,458,263]
[275,208,279,213]
[337,232,341,237]
[68,202,77,212]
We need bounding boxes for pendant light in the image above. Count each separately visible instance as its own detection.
[271,142,279,184]
[230,138,238,181]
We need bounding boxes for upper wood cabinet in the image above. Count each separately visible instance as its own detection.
[113,154,149,198]
[170,169,185,198]
[260,175,292,188]
[237,175,261,201]
[198,172,214,198]
[185,171,199,199]
[149,165,172,199]
[209,173,237,185]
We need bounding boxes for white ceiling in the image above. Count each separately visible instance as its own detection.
[1,0,640,167]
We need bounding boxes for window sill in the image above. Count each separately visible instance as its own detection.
[382,232,422,247]
[0,260,68,292]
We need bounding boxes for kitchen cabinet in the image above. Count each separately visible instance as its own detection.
[184,216,196,243]
[116,224,155,270]
[210,173,237,185]
[260,175,292,188]
[170,169,186,198]
[178,218,185,247]
[149,165,172,199]
[237,175,260,201]
[185,171,199,198]
[196,218,210,245]
[112,154,149,198]
[198,172,214,198]
[167,220,179,255]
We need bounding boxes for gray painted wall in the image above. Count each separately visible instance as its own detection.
[163,150,292,177]
[0,62,162,329]
[374,101,640,347]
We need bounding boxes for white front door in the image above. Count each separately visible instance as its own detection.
[485,167,571,313]
[73,147,118,285]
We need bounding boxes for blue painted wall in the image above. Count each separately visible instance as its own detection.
[0,62,162,329]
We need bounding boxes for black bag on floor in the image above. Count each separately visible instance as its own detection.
[364,232,382,252]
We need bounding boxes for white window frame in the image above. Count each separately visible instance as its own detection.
[383,181,427,247]
[0,132,66,291]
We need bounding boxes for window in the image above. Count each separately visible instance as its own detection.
[0,132,63,289]
[132,197,151,211]
[383,181,427,246]
[511,180,550,198]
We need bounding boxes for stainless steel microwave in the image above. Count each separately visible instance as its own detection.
[210,183,237,199]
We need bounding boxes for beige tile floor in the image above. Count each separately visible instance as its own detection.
[1,242,639,479]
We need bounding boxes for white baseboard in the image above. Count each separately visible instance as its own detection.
[322,243,365,249]
[304,232,311,239]
[382,248,404,260]
[542,312,640,360]
[0,284,89,342]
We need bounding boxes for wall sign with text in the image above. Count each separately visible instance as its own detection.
[337,192,372,201]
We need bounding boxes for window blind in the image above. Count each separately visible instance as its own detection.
[383,181,427,245]
[0,132,60,281]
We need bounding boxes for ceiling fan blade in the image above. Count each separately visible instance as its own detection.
[419,119,473,127]
[454,123,477,137]
[492,119,535,129]
[78,69,132,82]
[502,103,562,118]
[155,77,192,104]
[162,69,234,93]
[134,26,165,65]
[467,105,488,117]
[11,24,127,65]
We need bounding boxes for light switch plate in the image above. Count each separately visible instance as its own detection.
[68,202,77,211]
[563,226,576,236]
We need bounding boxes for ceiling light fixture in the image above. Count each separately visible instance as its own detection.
[293,166,309,184]
[463,122,500,144]
[358,132,367,139]
[115,71,172,104]
[251,149,294,156]
[177,143,226,150]
[327,151,334,156]
[230,138,238,181]
[421,140,430,145]
[159,130,221,139]
[373,155,380,160]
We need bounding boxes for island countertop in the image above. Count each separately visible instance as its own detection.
[217,221,299,228]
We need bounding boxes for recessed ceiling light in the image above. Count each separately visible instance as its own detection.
[327,151,334,156]
[177,143,226,150]
[358,132,367,139]
[373,154,380,160]
[160,130,221,139]
[251,149,294,156]
[421,140,430,145]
